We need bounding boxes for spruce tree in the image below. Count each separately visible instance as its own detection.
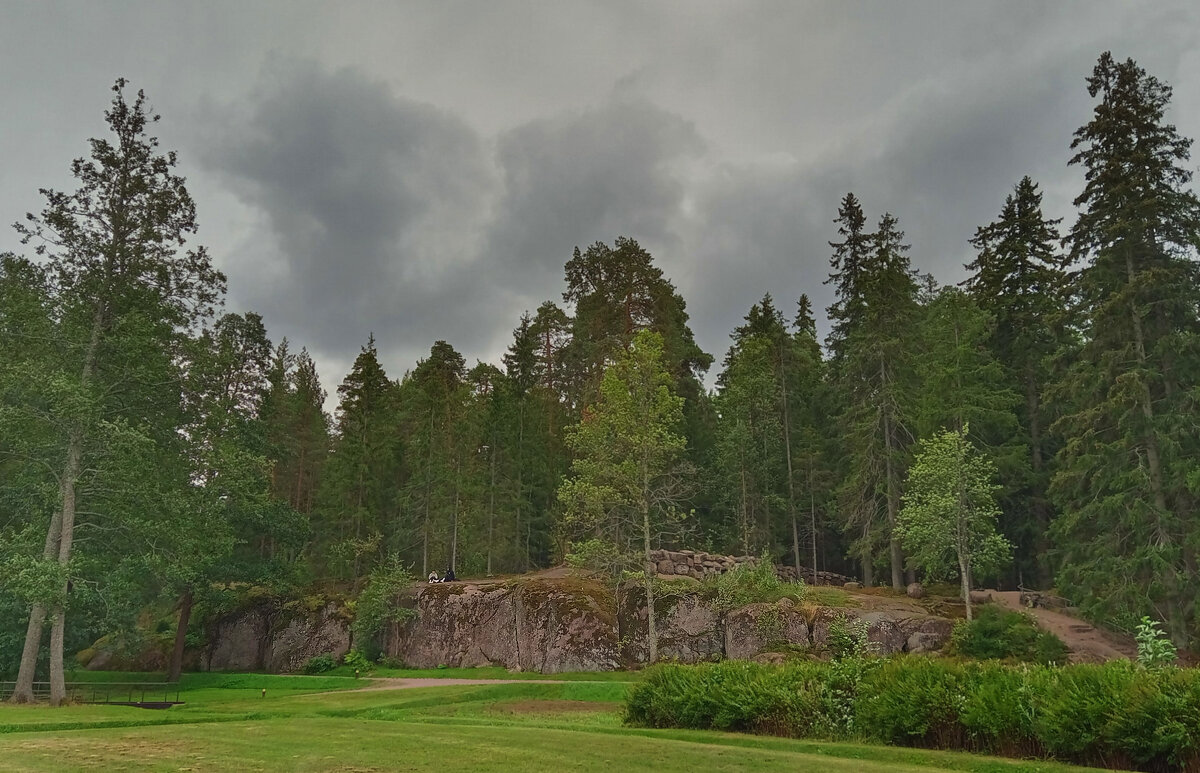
[966,176,1065,584]
[826,203,920,589]
[1051,53,1200,645]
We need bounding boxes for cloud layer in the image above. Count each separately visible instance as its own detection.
[1,1,1198,400]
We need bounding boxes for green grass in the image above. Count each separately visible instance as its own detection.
[0,673,1104,772]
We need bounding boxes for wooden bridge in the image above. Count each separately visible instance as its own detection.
[0,681,183,708]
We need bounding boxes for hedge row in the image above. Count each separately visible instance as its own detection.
[625,658,1200,772]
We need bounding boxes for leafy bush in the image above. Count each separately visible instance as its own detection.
[625,658,1200,771]
[302,653,337,674]
[1135,617,1177,669]
[949,605,1068,664]
[710,552,807,611]
[352,554,417,645]
[343,649,371,671]
[826,613,874,660]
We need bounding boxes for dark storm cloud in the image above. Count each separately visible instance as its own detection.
[201,66,708,381]
[200,59,496,376]
[480,98,705,347]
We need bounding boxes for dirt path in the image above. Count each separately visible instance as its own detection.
[990,591,1135,663]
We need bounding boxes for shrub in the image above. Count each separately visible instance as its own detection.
[625,657,1200,771]
[949,605,1067,664]
[343,649,371,671]
[710,552,806,611]
[352,554,417,645]
[303,653,337,674]
[1135,617,1177,669]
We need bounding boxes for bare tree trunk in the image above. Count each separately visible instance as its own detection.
[487,435,497,575]
[10,505,64,703]
[641,463,657,664]
[809,470,819,585]
[881,357,904,591]
[861,521,874,586]
[778,342,800,574]
[168,588,194,682]
[422,410,433,578]
[960,555,972,621]
[450,460,460,573]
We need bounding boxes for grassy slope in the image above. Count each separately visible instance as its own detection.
[0,674,1103,772]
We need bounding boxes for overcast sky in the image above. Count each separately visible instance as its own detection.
[2,1,1198,408]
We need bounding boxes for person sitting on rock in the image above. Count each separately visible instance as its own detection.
[428,571,440,583]
[443,567,456,582]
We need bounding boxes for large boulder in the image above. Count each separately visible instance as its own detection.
[620,589,723,664]
[724,599,810,660]
[386,578,619,673]
[264,603,351,673]
[810,608,952,655]
[205,607,270,671]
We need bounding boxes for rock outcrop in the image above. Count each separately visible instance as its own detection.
[203,602,351,672]
[384,578,620,673]
[153,574,954,675]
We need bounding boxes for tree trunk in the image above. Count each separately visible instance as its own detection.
[861,522,874,586]
[487,435,497,575]
[16,303,102,705]
[778,340,800,575]
[1126,253,1184,644]
[49,423,85,707]
[450,460,460,573]
[168,588,194,682]
[881,357,904,590]
[641,463,657,664]
[10,504,65,703]
[960,555,973,621]
[422,410,433,578]
[809,470,818,584]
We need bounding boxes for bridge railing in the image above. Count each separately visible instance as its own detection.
[0,681,182,705]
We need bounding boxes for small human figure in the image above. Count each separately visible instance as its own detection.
[444,567,456,582]
[428,571,440,583]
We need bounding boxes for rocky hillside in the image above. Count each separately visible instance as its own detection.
[81,571,967,675]
[169,573,952,674]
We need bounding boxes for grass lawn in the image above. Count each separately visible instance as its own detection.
[0,673,1106,772]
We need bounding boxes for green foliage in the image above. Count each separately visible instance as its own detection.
[1135,617,1177,670]
[627,658,1200,770]
[302,653,337,674]
[564,539,627,575]
[710,555,806,612]
[948,605,1068,665]
[826,613,873,660]
[342,649,371,671]
[351,555,416,644]
[897,426,1010,614]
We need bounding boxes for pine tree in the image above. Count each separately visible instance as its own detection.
[558,330,689,663]
[1050,53,1200,645]
[315,335,402,583]
[966,176,1066,584]
[8,80,224,705]
[827,203,920,589]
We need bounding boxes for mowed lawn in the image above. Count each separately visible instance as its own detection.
[0,672,1105,772]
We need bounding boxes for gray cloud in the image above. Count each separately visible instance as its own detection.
[2,1,1198,400]
[200,60,496,378]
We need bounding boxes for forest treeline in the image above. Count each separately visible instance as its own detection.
[3,52,1200,698]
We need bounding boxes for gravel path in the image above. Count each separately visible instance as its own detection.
[990,590,1135,663]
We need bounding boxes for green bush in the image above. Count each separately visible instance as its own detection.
[343,649,371,671]
[709,552,807,611]
[352,554,417,645]
[302,653,337,674]
[949,605,1068,664]
[1135,617,1177,669]
[625,657,1200,771]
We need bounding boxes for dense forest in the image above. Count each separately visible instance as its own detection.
[3,51,1200,696]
